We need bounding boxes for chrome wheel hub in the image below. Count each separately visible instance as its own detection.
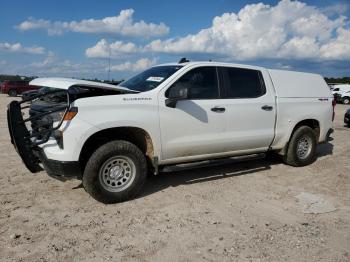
[296,135,312,160]
[99,156,136,192]
[109,166,123,179]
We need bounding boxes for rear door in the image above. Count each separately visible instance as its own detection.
[218,66,276,151]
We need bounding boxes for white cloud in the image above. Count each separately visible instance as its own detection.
[2,50,155,77]
[0,51,97,77]
[321,3,349,16]
[279,37,320,59]
[25,53,156,76]
[17,9,169,37]
[320,28,350,60]
[0,42,45,54]
[275,62,292,70]
[85,39,140,58]
[27,53,104,76]
[31,51,56,67]
[110,58,158,72]
[143,0,350,61]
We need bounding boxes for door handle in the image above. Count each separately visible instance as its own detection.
[261,105,273,111]
[211,107,225,112]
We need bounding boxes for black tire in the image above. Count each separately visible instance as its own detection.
[283,126,317,167]
[83,140,147,203]
[342,97,350,105]
[8,89,17,97]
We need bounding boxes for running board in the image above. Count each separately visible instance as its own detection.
[159,153,266,173]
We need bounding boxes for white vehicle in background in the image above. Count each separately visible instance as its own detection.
[337,91,350,105]
[332,84,350,104]
[331,84,350,95]
[7,60,334,203]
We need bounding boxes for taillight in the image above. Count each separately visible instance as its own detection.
[332,98,336,121]
[1,82,8,92]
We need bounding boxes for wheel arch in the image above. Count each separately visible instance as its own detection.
[291,119,320,140]
[280,118,320,155]
[78,126,155,173]
[275,118,321,155]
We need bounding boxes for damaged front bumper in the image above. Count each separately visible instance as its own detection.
[36,148,81,181]
[7,92,81,181]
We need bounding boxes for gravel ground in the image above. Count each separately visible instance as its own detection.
[0,94,349,262]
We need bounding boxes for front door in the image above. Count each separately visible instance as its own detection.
[158,66,227,160]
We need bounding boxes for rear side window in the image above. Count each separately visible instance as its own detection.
[166,66,219,99]
[221,67,265,98]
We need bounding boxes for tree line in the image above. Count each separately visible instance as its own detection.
[324,77,350,84]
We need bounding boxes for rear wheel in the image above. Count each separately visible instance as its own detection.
[8,89,17,97]
[283,126,317,167]
[342,97,350,104]
[83,140,147,203]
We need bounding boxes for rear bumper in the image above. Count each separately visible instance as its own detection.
[36,148,81,181]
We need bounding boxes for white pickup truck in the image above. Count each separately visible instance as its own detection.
[7,61,334,203]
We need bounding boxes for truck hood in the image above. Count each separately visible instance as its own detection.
[30,77,137,93]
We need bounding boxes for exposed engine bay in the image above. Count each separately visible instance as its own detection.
[7,83,130,173]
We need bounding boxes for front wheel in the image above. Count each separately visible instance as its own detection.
[83,140,147,203]
[283,126,317,167]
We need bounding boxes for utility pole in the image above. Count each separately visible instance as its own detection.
[107,44,111,81]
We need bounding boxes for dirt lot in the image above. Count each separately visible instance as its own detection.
[0,94,349,262]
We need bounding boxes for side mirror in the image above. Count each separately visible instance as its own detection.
[165,86,188,108]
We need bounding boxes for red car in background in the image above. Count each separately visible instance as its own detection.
[1,80,39,96]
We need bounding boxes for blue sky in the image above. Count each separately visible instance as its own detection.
[1,0,350,79]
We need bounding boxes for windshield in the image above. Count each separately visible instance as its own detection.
[120,65,182,92]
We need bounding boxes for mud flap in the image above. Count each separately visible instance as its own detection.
[7,101,43,173]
